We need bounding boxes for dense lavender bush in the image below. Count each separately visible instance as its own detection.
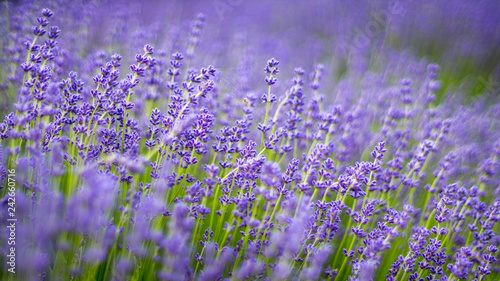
[0,1,499,280]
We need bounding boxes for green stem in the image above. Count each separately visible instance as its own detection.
[259,191,283,246]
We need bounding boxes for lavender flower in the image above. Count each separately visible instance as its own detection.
[0,2,499,281]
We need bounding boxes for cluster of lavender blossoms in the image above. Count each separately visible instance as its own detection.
[0,1,499,281]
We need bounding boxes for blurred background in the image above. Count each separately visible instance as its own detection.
[2,0,500,111]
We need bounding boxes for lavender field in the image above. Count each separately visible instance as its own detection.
[1,0,499,280]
